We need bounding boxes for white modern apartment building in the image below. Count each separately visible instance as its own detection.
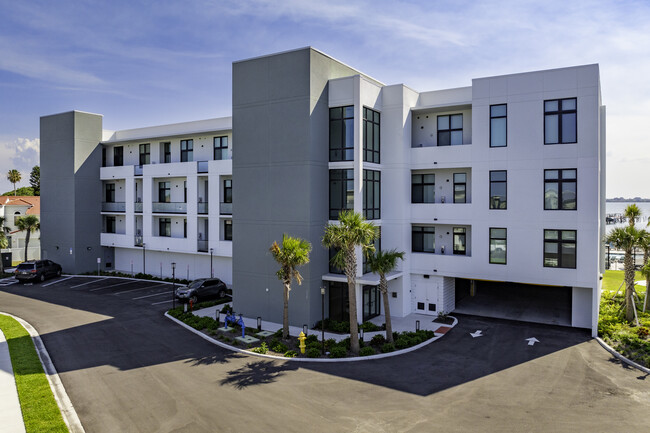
[41,47,605,335]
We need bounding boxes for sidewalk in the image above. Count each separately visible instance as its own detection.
[192,302,455,342]
[0,330,26,433]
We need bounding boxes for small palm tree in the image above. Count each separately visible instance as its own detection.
[269,234,311,340]
[624,203,641,228]
[605,225,642,323]
[0,216,9,274]
[367,249,404,343]
[15,215,40,262]
[323,211,377,355]
[7,169,21,196]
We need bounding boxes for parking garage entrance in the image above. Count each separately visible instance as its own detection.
[454,278,572,326]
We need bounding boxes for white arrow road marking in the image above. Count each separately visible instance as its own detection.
[470,330,483,338]
[525,337,539,346]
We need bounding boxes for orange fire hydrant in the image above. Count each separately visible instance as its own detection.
[298,331,307,354]
[189,299,194,312]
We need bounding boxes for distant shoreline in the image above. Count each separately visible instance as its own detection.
[606,198,650,202]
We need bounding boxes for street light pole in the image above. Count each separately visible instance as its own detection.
[171,262,176,310]
[321,286,326,355]
[210,248,214,278]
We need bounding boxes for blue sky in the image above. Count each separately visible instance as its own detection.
[0,0,649,197]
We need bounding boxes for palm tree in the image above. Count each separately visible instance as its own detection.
[0,216,9,275]
[367,249,404,344]
[15,215,39,262]
[7,169,21,196]
[605,225,642,323]
[269,234,311,340]
[638,229,650,313]
[624,203,641,227]
[323,210,377,354]
[640,260,650,313]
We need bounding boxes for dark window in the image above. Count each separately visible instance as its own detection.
[453,173,467,203]
[328,281,349,322]
[329,169,354,219]
[329,106,354,161]
[489,171,507,209]
[183,181,187,203]
[183,219,187,238]
[362,285,381,321]
[489,228,507,264]
[363,169,380,220]
[224,220,232,241]
[214,136,228,160]
[139,143,150,165]
[159,218,171,237]
[490,104,507,147]
[102,148,106,167]
[545,98,577,144]
[113,146,123,166]
[363,107,380,163]
[453,227,466,255]
[223,179,232,203]
[412,226,435,253]
[544,169,577,210]
[544,229,576,268]
[105,216,116,234]
[412,174,435,203]
[181,139,193,162]
[158,181,170,203]
[162,142,171,163]
[437,114,463,146]
[105,183,115,203]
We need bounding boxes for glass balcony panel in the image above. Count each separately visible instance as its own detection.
[102,202,125,212]
[198,202,209,214]
[197,161,209,173]
[197,240,208,252]
[134,165,143,176]
[152,202,187,213]
[134,202,143,213]
[134,236,143,247]
[220,202,232,215]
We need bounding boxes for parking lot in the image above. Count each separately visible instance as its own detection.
[0,274,185,308]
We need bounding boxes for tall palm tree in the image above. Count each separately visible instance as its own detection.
[269,234,311,340]
[15,215,39,262]
[624,203,641,227]
[605,225,642,323]
[0,216,9,275]
[367,249,404,344]
[7,169,21,196]
[323,210,377,354]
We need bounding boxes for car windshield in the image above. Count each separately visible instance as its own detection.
[188,280,204,289]
[17,263,35,270]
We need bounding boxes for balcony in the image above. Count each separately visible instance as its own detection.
[197,161,209,173]
[198,202,208,214]
[134,236,143,247]
[102,202,125,212]
[134,202,143,213]
[197,239,208,252]
[220,202,232,215]
[152,202,187,213]
[134,165,143,176]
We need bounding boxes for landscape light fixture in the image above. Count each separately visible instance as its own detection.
[416,320,420,332]
[320,286,326,354]
[257,316,262,331]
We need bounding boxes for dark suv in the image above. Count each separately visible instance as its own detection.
[175,278,229,304]
[15,260,62,283]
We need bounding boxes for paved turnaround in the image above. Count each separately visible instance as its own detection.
[0,278,649,432]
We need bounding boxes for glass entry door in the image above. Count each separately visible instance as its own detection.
[363,285,380,322]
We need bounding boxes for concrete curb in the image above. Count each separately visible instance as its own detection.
[595,336,650,375]
[164,312,457,363]
[0,312,86,433]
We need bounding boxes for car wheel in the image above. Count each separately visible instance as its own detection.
[189,295,198,305]
[56,269,62,277]
[40,274,45,282]
[218,289,226,299]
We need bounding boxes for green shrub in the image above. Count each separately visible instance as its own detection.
[359,346,375,356]
[370,334,386,346]
[272,342,289,353]
[284,350,297,358]
[381,343,395,353]
[324,339,337,349]
[337,337,351,349]
[307,342,321,352]
[359,322,381,332]
[306,347,321,358]
[250,342,268,354]
[395,336,411,350]
[305,334,318,344]
[273,329,283,338]
[329,347,347,358]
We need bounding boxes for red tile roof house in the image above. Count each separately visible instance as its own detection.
[0,196,40,266]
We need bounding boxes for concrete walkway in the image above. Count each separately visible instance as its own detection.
[0,330,26,433]
[192,302,453,342]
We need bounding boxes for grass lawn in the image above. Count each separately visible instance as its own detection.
[599,270,650,368]
[0,315,68,433]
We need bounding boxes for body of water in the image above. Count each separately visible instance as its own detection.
[605,202,650,230]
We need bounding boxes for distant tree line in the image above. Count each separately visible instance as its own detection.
[2,166,39,196]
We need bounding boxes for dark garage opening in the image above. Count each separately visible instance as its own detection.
[454,279,572,326]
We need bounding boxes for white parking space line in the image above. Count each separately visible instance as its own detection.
[0,280,18,287]
[42,276,73,287]
[89,281,133,291]
[132,291,171,300]
[113,283,170,295]
[70,279,103,289]
[151,299,173,305]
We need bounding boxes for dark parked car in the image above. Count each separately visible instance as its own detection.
[175,278,229,304]
[14,260,62,283]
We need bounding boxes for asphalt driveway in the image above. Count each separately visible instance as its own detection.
[0,276,648,432]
